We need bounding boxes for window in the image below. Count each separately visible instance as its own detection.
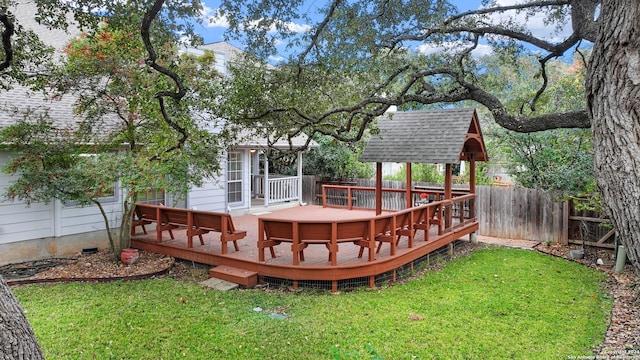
[137,188,166,205]
[227,152,243,204]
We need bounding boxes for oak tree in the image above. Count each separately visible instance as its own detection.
[215,0,640,271]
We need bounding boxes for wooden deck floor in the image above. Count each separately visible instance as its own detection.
[131,205,478,291]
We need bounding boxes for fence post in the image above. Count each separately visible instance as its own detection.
[560,201,569,245]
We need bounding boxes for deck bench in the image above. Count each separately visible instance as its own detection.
[132,204,246,254]
[259,218,373,265]
[132,204,176,240]
[375,208,416,254]
[190,210,246,254]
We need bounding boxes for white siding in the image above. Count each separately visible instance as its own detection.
[58,200,123,236]
[0,202,54,244]
[0,151,125,242]
[187,176,226,212]
[0,152,55,243]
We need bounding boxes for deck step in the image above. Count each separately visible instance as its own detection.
[200,277,239,291]
[209,265,258,288]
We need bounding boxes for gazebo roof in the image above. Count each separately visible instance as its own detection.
[360,108,488,164]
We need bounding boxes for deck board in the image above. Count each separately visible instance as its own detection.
[131,205,477,290]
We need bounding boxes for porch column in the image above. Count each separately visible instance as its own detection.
[405,162,412,209]
[252,150,260,198]
[263,154,269,207]
[297,151,304,205]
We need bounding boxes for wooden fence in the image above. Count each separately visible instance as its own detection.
[475,186,566,243]
[302,176,614,246]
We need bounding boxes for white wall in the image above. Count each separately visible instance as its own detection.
[0,153,126,238]
[0,152,55,243]
[0,152,118,264]
[187,177,227,212]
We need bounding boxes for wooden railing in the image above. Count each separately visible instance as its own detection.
[320,184,470,211]
[254,175,300,203]
[258,193,477,268]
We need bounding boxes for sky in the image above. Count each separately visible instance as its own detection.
[195,0,574,62]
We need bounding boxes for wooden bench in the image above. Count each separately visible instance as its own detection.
[375,208,416,254]
[132,204,246,254]
[132,204,175,240]
[413,202,444,241]
[131,206,152,236]
[259,218,373,265]
[191,210,246,254]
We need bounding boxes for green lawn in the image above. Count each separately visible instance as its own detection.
[13,247,611,359]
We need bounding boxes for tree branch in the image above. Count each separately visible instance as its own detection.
[140,0,188,156]
[0,9,15,72]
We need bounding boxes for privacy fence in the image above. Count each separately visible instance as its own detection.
[301,176,614,247]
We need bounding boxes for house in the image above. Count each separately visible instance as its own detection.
[0,2,313,265]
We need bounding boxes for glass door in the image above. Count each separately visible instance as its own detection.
[227,152,243,205]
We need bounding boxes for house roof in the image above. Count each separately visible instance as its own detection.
[1,5,307,149]
[232,130,318,150]
[1,1,82,129]
[12,0,81,51]
[360,108,488,164]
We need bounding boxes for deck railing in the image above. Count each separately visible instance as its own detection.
[320,184,476,234]
[254,175,300,203]
[321,184,470,211]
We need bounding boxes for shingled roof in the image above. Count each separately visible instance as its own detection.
[360,108,488,164]
[1,3,311,149]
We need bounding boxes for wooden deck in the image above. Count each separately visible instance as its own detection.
[131,205,478,292]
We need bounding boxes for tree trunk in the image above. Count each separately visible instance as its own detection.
[587,0,640,272]
[0,277,44,360]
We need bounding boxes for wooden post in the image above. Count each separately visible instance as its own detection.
[469,158,476,194]
[444,164,452,230]
[468,156,477,240]
[258,218,265,261]
[376,162,383,215]
[444,163,452,200]
[561,201,569,245]
[406,162,412,209]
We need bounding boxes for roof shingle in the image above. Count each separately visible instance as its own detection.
[360,108,485,164]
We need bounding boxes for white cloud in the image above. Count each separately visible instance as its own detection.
[268,55,285,63]
[417,41,493,58]
[200,5,310,34]
[245,18,311,34]
[486,0,573,43]
[201,6,230,28]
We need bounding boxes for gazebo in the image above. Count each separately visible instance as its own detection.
[360,108,488,215]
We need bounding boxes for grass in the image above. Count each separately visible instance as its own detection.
[13,247,611,359]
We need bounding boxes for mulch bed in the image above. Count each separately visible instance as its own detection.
[0,249,209,285]
[1,242,639,353]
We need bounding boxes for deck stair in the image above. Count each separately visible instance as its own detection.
[209,265,258,288]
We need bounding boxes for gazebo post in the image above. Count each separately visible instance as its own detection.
[444,163,452,200]
[469,156,476,194]
[444,163,453,230]
[376,162,383,215]
[405,162,412,209]
[468,155,478,243]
